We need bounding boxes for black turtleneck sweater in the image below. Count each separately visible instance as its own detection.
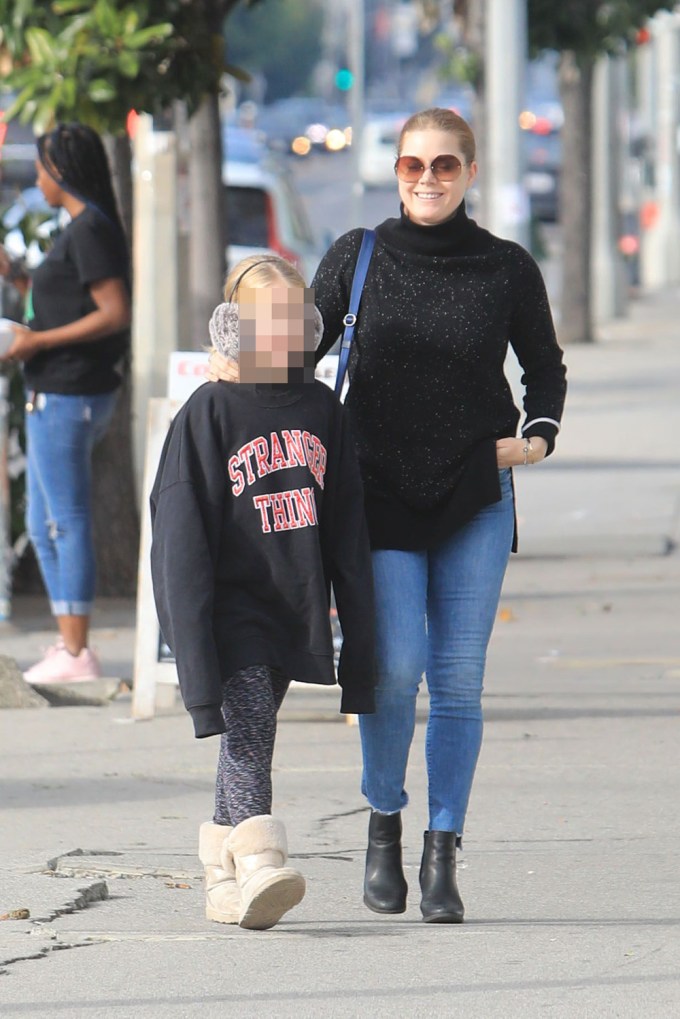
[311,203,567,551]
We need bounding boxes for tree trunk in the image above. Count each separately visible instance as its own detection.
[91,372,140,595]
[92,133,140,596]
[558,50,594,344]
[106,133,134,248]
[456,0,483,223]
[189,93,226,347]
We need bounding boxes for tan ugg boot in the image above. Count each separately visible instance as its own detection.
[227,814,306,930]
[198,822,240,924]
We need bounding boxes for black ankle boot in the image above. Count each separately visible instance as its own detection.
[419,830,464,923]
[363,810,408,914]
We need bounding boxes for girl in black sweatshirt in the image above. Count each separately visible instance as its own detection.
[150,255,375,931]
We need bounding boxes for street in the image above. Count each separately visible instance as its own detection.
[288,149,563,311]
[291,148,397,235]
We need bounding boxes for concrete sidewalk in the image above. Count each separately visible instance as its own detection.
[1,288,679,1017]
[514,286,680,558]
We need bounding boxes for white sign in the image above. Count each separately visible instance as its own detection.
[167,350,341,401]
[167,351,210,401]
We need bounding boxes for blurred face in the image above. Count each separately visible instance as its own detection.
[397,129,477,226]
[35,157,65,208]
[238,285,317,383]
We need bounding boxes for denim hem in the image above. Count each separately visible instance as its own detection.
[50,601,92,616]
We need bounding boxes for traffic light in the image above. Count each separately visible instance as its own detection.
[335,68,354,91]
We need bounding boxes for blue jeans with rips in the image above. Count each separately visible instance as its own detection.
[26,391,117,616]
[359,469,515,835]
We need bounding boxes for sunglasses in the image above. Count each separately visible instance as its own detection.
[394,154,466,183]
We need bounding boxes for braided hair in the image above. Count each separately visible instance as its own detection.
[37,123,126,243]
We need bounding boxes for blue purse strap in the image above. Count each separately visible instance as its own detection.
[335,228,376,397]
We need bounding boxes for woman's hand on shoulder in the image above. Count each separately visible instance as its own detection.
[207,349,239,383]
[496,436,548,467]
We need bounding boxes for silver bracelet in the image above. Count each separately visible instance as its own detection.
[522,438,533,465]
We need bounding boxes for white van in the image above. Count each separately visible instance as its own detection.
[359,115,407,188]
[223,157,323,283]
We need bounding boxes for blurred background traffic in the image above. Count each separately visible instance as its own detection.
[3,3,673,323]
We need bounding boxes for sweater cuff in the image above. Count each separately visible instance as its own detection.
[522,421,559,457]
[340,688,376,715]
[189,703,226,739]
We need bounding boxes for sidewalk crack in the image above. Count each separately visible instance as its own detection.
[0,939,94,976]
[33,879,109,925]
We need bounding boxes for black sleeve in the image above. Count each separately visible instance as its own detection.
[508,247,567,455]
[311,229,364,361]
[322,406,376,714]
[150,399,227,738]
[68,213,128,288]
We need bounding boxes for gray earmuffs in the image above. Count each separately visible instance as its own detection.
[208,301,325,359]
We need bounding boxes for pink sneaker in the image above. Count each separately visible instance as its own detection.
[24,646,101,685]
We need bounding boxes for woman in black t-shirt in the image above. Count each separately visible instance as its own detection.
[0,123,130,684]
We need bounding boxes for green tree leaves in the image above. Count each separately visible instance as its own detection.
[0,0,249,135]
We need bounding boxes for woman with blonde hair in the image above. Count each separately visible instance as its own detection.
[150,255,375,931]
[312,108,567,922]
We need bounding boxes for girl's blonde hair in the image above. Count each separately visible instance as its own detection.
[398,108,476,165]
[223,255,306,304]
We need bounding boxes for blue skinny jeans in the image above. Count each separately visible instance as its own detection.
[26,391,117,616]
[359,468,515,835]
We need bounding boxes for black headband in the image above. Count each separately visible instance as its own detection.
[226,257,283,303]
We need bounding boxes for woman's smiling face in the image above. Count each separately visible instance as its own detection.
[397,129,477,227]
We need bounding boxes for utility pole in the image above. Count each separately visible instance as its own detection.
[485,0,528,402]
[348,0,365,228]
[484,0,529,246]
[131,115,180,495]
[640,10,680,289]
[591,54,627,324]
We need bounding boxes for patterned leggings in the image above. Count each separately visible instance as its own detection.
[213,665,290,828]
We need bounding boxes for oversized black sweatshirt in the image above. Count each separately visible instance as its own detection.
[150,379,376,738]
[312,203,567,551]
